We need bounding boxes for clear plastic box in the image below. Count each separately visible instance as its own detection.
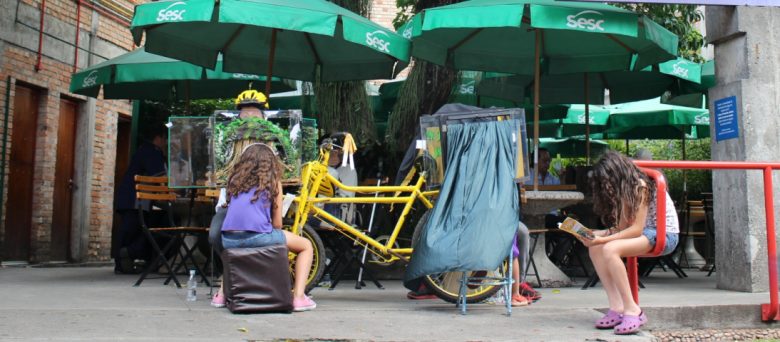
[167,116,214,188]
[418,107,529,189]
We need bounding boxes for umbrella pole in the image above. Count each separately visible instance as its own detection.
[625,139,629,155]
[533,29,541,191]
[682,131,687,193]
[265,29,278,97]
[184,81,191,115]
[584,73,590,165]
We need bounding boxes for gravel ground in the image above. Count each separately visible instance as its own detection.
[651,328,780,341]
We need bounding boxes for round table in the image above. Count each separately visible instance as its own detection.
[523,190,585,288]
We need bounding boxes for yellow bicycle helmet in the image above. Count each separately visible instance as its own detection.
[235,89,269,109]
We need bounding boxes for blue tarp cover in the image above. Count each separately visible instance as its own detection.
[404,119,519,288]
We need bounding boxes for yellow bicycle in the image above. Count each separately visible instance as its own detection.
[286,140,506,303]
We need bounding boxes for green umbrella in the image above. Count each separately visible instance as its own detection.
[599,97,710,193]
[401,0,678,188]
[476,58,703,105]
[603,97,710,140]
[130,0,411,96]
[378,76,570,121]
[540,137,608,158]
[69,47,296,100]
[530,104,611,138]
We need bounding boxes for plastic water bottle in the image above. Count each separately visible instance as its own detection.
[186,269,197,301]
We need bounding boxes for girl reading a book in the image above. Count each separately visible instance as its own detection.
[579,151,679,335]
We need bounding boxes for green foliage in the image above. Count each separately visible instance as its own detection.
[214,117,300,180]
[607,138,712,202]
[393,0,458,28]
[301,124,319,162]
[611,3,705,62]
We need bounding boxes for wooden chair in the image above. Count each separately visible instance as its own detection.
[133,175,209,288]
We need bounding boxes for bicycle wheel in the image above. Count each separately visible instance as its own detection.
[412,211,504,304]
[286,224,325,293]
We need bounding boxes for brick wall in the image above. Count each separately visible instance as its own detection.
[0,0,134,263]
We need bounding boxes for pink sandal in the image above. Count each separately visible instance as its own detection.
[595,309,623,329]
[613,311,647,335]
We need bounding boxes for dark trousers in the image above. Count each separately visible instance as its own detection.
[545,213,573,265]
[116,209,173,264]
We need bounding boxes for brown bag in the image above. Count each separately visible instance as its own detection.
[221,245,293,313]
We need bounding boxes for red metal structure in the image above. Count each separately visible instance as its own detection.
[634,160,780,322]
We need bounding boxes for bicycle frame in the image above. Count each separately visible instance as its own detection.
[290,148,437,264]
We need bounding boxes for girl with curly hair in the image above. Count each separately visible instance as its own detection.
[580,151,679,335]
[211,143,316,312]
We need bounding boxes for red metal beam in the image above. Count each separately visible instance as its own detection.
[632,160,780,321]
[73,0,82,73]
[36,0,46,71]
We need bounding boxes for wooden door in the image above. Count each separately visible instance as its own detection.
[3,85,39,261]
[111,116,132,257]
[51,99,78,261]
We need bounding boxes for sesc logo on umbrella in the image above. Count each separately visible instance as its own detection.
[82,71,99,87]
[366,31,391,53]
[670,61,691,79]
[402,26,413,39]
[156,1,186,22]
[566,10,605,32]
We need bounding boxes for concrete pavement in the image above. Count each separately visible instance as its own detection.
[0,265,775,341]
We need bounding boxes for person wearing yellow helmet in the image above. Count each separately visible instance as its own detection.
[235,89,269,119]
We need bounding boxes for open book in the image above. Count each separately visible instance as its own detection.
[558,217,596,241]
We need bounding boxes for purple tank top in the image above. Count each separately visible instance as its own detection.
[221,187,273,233]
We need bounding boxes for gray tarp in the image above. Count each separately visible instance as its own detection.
[404,120,519,288]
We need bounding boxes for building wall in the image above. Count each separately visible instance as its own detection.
[0,0,135,263]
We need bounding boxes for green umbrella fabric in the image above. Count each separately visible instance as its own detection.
[400,0,678,75]
[378,76,570,121]
[602,97,710,140]
[540,137,608,158]
[476,58,703,105]
[130,0,410,83]
[532,104,611,138]
[70,47,295,100]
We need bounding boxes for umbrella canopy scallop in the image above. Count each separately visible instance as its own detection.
[476,58,704,105]
[70,47,295,100]
[400,0,679,75]
[130,0,411,82]
[603,97,711,140]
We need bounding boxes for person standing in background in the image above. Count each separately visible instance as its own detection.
[114,127,167,274]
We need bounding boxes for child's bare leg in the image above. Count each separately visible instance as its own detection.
[589,244,623,313]
[601,237,652,316]
[283,231,313,299]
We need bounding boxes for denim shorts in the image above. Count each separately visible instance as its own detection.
[221,230,286,249]
[642,228,679,256]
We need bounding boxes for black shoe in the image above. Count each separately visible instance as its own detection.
[114,248,135,274]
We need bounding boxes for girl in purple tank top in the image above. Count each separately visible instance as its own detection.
[211,143,316,312]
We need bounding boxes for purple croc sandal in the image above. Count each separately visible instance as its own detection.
[595,310,623,329]
[613,311,648,335]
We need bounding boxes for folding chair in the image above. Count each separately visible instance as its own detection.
[457,246,514,316]
[524,229,547,288]
[133,175,209,288]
